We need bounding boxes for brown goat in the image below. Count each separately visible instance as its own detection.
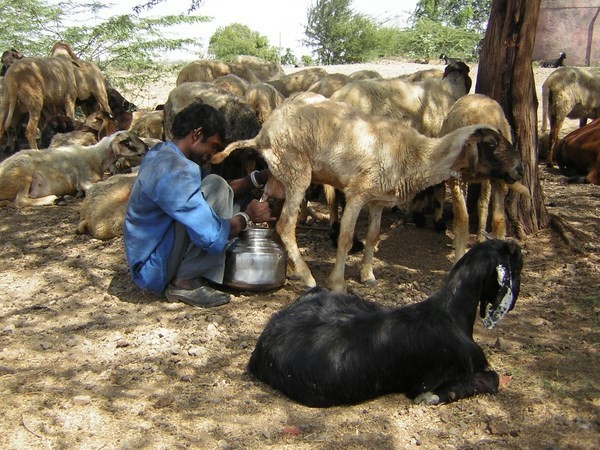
[555,118,600,185]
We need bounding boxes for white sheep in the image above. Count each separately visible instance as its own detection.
[77,172,136,239]
[0,131,148,207]
[541,67,600,166]
[439,94,530,261]
[211,96,524,292]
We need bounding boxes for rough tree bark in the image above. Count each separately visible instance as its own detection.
[475,0,549,237]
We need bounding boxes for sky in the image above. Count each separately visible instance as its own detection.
[91,0,419,60]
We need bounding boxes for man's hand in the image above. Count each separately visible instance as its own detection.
[245,199,277,224]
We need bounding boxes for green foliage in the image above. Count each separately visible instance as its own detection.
[300,55,314,66]
[304,0,379,64]
[280,48,296,66]
[208,23,280,62]
[0,0,208,96]
[373,18,482,62]
[412,0,491,34]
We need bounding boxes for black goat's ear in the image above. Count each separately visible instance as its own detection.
[482,263,514,329]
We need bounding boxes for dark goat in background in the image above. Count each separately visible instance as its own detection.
[541,52,566,68]
[248,239,523,407]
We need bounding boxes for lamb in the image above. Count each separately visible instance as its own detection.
[211,96,524,292]
[77,172,137,239]
[541,66,600,166]
[439,94,530,260]
[541,52,566,68]
[248,238,523,407]
[0,131,148,207]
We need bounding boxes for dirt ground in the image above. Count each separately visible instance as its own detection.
[0,62,598,450]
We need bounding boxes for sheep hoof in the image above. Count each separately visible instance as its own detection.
[414,392,440,405]
[54,196,67,206]
[361,277,377,286]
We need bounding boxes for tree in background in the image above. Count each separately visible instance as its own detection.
[0,0,208,87]
[476,0,548,237]
[412,0,492,34]
[304,0,378,64]
[208,23,279,62]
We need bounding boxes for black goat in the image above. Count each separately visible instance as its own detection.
[541,52,566,68]
[439,53,462,65]
[248,239,523,407]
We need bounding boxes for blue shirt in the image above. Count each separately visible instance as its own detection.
[123,141,230,293]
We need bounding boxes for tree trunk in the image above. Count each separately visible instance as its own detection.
[475,0,549,237]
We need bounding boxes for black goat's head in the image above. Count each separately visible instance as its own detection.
[473,239,523,329]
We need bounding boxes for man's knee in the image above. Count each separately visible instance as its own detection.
[201,174,234,214]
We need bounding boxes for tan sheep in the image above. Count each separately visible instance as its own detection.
[50,42,113,118]
[307,73,354,98]
[0,56,79,149]
[128,110,164,140]
[266,67,328,97]
[244,82,285,124]
[77,172,136,240]
[230,55,285,81]
[211,96,524,292]
[541,67,600,166]
[330,61,472,232]
[348,69,382,80]
[176,60,232,85]
[0,131,148,207]
[398,68,444,82]
[439,94,529,261]
[213,73,250,97]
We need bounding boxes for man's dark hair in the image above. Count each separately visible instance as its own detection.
[171,102,227,141]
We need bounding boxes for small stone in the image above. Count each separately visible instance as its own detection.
[40,341,53,350]
[494,337,513,351]
[188,346,207,356]
[73,395,91,405]
[3,324,15,333]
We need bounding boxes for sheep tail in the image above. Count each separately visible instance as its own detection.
[211,138,258,164]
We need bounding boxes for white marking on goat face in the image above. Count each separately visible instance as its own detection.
[483,264,513,329]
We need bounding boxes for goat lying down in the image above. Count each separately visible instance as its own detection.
[212,96,524,292]
[248,239,523,407]
[0,131,148,207]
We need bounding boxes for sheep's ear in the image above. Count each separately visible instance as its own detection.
[465,133,480,177]
[482,264,513,329]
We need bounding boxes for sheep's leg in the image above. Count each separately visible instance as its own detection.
[451,179,469,262]
[25,114,40,150]
[490,180,508,239]
[327,196,364,292]
[547,113,564,167]
[276,185,316,288]
[431,182,447,232]
[476,179,491,241]
[359,204,383,285]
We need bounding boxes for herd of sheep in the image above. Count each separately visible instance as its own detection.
[0,47,598,290]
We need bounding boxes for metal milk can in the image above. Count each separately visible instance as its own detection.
[223,226,287,291]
